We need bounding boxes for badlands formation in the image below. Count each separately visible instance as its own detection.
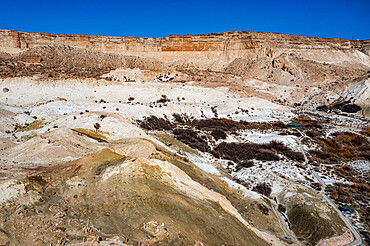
[0,30,369,246]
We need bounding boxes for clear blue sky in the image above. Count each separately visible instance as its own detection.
[0,0,369,40]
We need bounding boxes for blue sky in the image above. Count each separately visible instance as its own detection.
[0,0,369,40]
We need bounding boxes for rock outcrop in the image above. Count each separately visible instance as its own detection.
[1,29,369,70]
[1,29,369,100]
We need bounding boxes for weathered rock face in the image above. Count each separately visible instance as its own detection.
[0,29,368,70]
[0,149,271,245]
[0,29,364,52]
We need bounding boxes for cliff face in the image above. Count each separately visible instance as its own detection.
[0,29,363,51]
[0,29,368,69]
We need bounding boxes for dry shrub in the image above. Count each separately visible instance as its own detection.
[240,160,254,168]
[249,120,287,129]
[172,113,190,124]
[172,128,210,152]
[326,181,370,211]
[262,140,304,162]
[262,140,289,152]
[308,149,334,160]
[235,160,254,171]
[306,130,321,138]
[211,129,227,140]
[138,116,172,130]
[284,150,305,162]
[191,118,286,131]
[357,143,370,160]
[310,182,321,191]
[232,176,250,187]
[308,149,339,163]
[331,132,367,147]
[335,165,353,177]
[319,138,356,159]
[352,183,370,193]
[328,185,354,203]
[293,115,321,128]
[318,132,369,159]
[252,182,272,197]
[140,116,286,134]
[271,121,286,128]
[213,142,280,162]
[215,140,305,162]
[192,118,245,131]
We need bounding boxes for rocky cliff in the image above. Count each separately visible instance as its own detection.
[1,29,369,70]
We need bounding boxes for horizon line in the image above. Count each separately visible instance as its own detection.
[1,28,368,42]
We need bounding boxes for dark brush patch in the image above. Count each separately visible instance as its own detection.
[262,140,304,162]
[317,132,369,159]
[191,118,286,131]
[213,142,280,162]
[138,116,305,162]
[292,115,321,128]
[211,129,227,140]
[308,150,337,163]
[138,116,173,130]
[172,113,191,124]
[252,182,272,197]
[172,128,210,152]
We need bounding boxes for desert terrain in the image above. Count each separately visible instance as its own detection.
[0,30,369,246]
